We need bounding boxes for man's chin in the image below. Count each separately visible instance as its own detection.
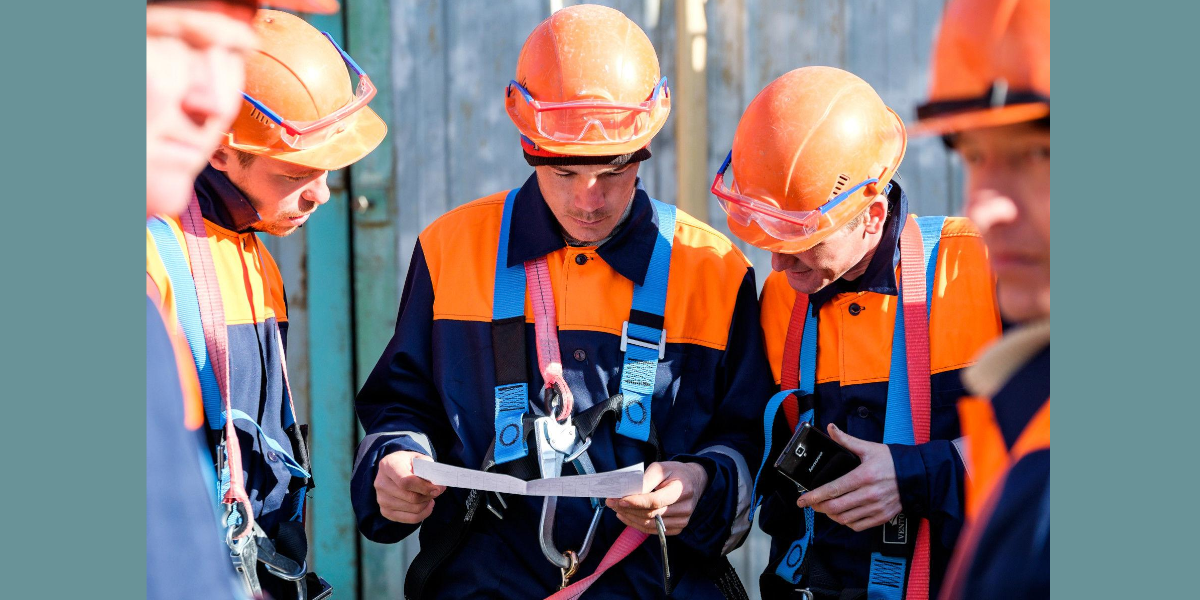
[784,271,831,295]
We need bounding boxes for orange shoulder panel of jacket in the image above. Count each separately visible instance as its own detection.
[168,317,207,430]
[147,222,189,332]
[757,217,1001,386]
[958,396,1010,521]
[200,220,286,326]
[928,216,1002,375]
[422,196,750,350]
[661,209,750,349]
[760,270,797,385]
[422,192,510,323]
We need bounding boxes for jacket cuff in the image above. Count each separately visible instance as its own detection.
[350,432,432,544]
[888,439,960,518]
[672,446,752,555]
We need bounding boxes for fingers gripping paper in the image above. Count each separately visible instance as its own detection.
[414,461,645,498]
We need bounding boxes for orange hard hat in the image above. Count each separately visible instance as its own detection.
[224,10,386,171]
[914,0,1049,135]
[715,67,906,254]
[505,4,669,157]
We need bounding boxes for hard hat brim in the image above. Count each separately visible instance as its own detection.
[226,106,387,171]
[912,102,1049,137]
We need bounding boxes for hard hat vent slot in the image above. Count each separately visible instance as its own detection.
[828,173,850,201]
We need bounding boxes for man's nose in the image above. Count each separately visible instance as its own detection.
[302,172,332,206]
[573,177,606,213]
[771,252,793,273]
[965,168,1020,235]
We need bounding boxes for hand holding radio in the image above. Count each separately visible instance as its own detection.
[796,424,902,533]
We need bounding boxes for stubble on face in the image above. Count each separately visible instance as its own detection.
[535,163,640,243]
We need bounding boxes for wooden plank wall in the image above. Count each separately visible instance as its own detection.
[264,1,963,598]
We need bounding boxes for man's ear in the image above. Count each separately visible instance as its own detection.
[863,197,889,235]
[209,145,233,172]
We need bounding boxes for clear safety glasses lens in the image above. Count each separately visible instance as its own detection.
[241,32,376,150]
[509,78,670,145]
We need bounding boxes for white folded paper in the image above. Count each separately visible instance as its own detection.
[413,460,645,498]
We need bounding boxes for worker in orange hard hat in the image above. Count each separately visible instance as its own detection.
[719,66,1002,600]
[351,5,774,599]
[147,6,376,600]
[913,1,1050,599]
[145,2,339,600]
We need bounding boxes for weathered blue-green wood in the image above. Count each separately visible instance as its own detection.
[845,0,961,216]
[346,0,404,597]
[291,8,362,598]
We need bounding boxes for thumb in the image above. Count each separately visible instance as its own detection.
[642,462,668,494]
[827,423,871,457]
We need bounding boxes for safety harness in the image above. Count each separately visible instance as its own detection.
[403,189,747,600]
[749,215,945,600]
[147,196,325,600]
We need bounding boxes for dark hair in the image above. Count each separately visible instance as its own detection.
[233,148,257,168]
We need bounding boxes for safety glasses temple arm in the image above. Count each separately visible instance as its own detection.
[322,31,366,76]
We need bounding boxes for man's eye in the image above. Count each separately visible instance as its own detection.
[603,168,629,178]
[554,170,573,178]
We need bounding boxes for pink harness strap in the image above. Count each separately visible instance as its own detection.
[545,528,651,600]
[181,195,253,533]
[900,215,933,600]
[526,257,575,419]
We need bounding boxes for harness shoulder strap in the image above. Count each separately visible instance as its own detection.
[615,199,676,441]
[491,188,532,465]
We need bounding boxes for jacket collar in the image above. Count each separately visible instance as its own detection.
[193,165,262,234]
[507,172,660,286]
[963,318,1051,399]
[809,181,909,309]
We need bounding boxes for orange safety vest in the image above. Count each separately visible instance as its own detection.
[940,396,1050,598]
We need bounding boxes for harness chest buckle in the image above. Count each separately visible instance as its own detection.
[619,321,667,360]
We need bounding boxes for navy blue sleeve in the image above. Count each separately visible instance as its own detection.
[146,298,245,599]
[351,240,456,544]
[671,267,775,555]
[889,438,966,533]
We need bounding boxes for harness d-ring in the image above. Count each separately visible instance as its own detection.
[559,550,580,589]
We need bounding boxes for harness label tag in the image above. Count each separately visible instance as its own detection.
[883,513,908,545]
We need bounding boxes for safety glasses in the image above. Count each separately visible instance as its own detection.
[711,151,878,241]
[241,32,376,150]
[507,77,670,144]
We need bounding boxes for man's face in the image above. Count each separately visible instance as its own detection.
[146,1,256,218]
[771,199,887,295]
[956,122,1051,323]
[535,163,640,243]
[210,148,331,237]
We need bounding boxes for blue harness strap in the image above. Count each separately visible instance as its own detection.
[491,188,531,465]
[867,215,942,600]
[615,199,676,441]
[755,216,946,593]
[147,218,224,431]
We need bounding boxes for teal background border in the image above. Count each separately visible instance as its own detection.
[1054,1,1196,598]
[3,1,1194,597]
[2,1,146,598]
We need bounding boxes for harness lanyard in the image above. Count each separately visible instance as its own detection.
[749,215,945,600]
[147,195,312,538]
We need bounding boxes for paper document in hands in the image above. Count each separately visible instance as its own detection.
[413,460,644,498]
